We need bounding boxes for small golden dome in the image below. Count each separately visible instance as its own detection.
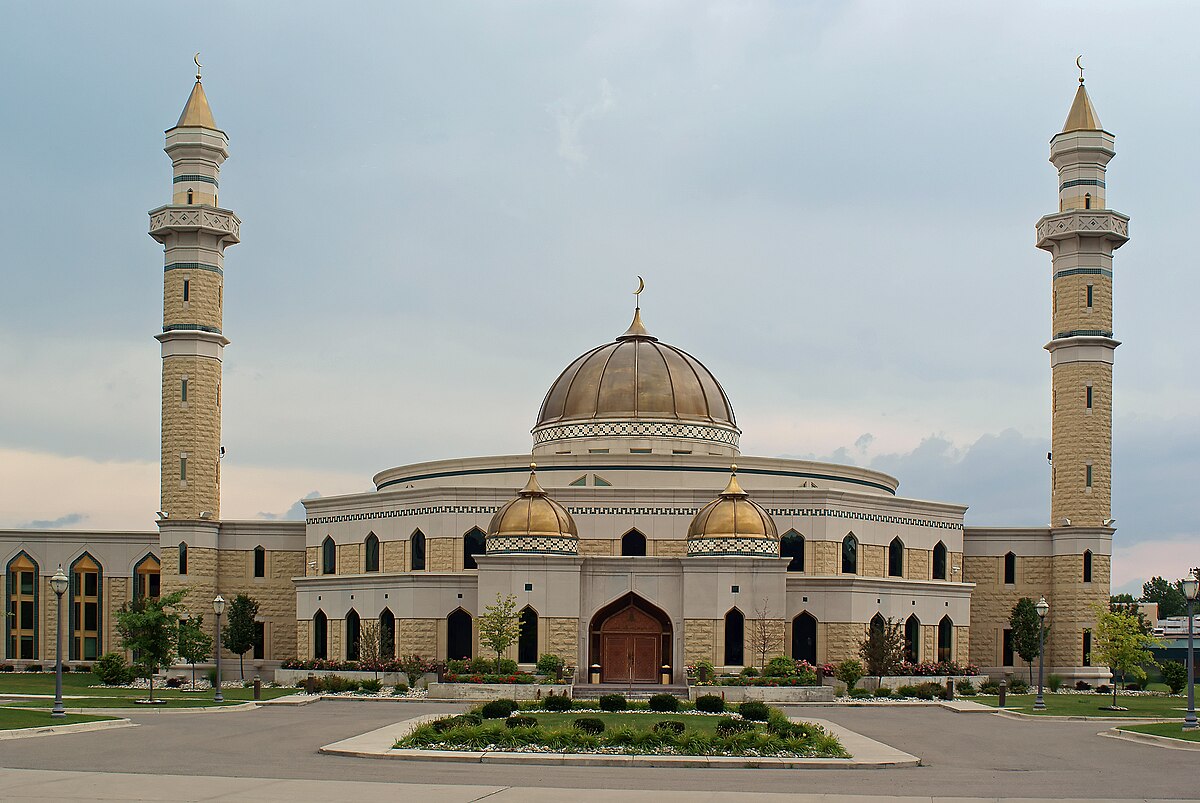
[687,466,778,556]
[175,79,219,130]
[1061,83,1102,133]
[487,466,579,554]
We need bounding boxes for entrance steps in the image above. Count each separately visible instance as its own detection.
[571,683,690,700]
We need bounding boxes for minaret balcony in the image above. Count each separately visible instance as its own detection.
[1036,210,1128,251]
[149,205,240,245]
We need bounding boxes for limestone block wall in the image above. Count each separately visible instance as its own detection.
[821,622,868,665]
[909,549,930,581]
[211,547,302,660]
[160,356,222,519]
[812,541,838,574]
[653,540,686,557]
[428,538,457,571]
[162,545,218,623]
[398,618,438,658]
[383,540,405,572]
[684,619,717,666]
[1052,273,1111,336]
[305,546,318,576]
[1048,552,1110,669]
[545,617,578,666]
[106,577,128,659]
[329,618,344,661]
[337,544,361,575]
[163,269,222,330]
[860,544,885,577]
[1052,362,1112,527]
[579,539,614,557]
[296,620,311,661]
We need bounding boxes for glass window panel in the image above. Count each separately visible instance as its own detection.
[85,637,98,660]
[19,571,33,595]
[21,636,35,659]
[84,572,98,597]
[85,601,98,631]
[20,600,35,629]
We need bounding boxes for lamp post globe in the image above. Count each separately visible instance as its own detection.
[1183,574,1198,731]
[1034,596,1049,711]
[49,566,69,718]
[213,595,226,703]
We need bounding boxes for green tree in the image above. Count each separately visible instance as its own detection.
[859,618,904,677]
[176,616,213,689]
[1009,598,1048,684]
[477,593,521,673]
[834,658,864,692]
[1141,576,1186,618]
[1161,660,1188,695]
[221,594,260,680]
[1092,605,1163,708]
[114,589,187,702]
[1109,593,1136,605]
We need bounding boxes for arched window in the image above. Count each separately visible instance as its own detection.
[621,529,647,557]
[1083,550,1093,583]
[253,546,265,578]
[411,530,426,571]
[345,609,361,661]
[870,613,886,638]
[6,552,39,660]
[1084,192,1091,209]
[379,608,395,659]
[133,554,161,600]
[518,606,538,664]
[780,531,805,572]
[888,537,904,577]
[841,534,858,575]
[463,528,486,570]
[322,536,336,574]
[178,542,188,575]
[186,188,194,204]
[1003,552,1016,585]
[70,553,102,661]
[904,616,921,663]
[313,610,328,660]
[791,612,817,664]
[932,541,947,580]
[724,608,744,666]
[364,533,380,573]
[937,616,953,662]
[447,608,472,660]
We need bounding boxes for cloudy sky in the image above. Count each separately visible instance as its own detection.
[2,1,1197,595]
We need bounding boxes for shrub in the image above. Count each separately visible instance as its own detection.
[599,693,627,712]
[1125,682,1141,692]
[692,660,717,681]
[1097,684,1111,695]
[320,675,360,693]
[874,687,892,698]
[205,668,218,688]
[165,676,184,688]
[848,688,872,699]
[432,716,472,733]
[542,694,573,711]
[895,685,919,698]
[0,664,14,672]
[481,699,519,719]
[1075,680,1093,691]
[1008,678,1029,694]
[93,652,134,686]
[360,679,383,693]
[738,700,770,721]
[459,712,483,725]
[715,717,754,736]
[496,658,519,675]
[764,656,799,677]
[1162,661,1188,695]
[653,720,685,735]
[956,679,976,696]
[573,717,605,734]
[834,659,864,691]
[1047,674,1063,693]
[739,666,760,677]
[694,694,725,713]
[648,693,680,712]
[60,665,72,673]
[446,659,469,674]
[25,664,44,672]
[468,657,494,674]
[978,679,1000,695]
[536,654,565,675]
[505,715,538,729]
[392,683,409,695]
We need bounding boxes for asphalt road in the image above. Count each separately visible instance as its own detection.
[0,700,1194,800]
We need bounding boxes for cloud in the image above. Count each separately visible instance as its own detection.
[1112,535,1200,598]
[259,491,321,521]
[19,512,85,529]
[551,78,616,164]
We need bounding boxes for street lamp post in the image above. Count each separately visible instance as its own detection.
[49,566,69,719]
[1034,596,1050,711]
[213,594,226,703]
[1183,573,1199,731]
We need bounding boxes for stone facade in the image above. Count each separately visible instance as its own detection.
[398,618,439,657]
[160,356,223,521]
[427,538,457,572]
[545,617,579,666]
[1051,362,1112,526]
[683,619,716,666]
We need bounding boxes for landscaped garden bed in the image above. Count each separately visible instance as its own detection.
[395,694,848,758]
[973,692,1188,718]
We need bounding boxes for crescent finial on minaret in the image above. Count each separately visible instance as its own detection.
[1076,55,1084,84]
[194,52,203,82]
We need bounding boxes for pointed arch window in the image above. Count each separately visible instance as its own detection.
[411,530,426,571]
[313,610,328,660]
[345,609,361,661]
[724,608,745,666]
[186,188,194,204]
[888,537,904,577]
[322,536,336,574]
[904,616,921,663]
[780,531,804,572]
[1003,552,1016,585]
[932,541,948,580]
[937,616,954,663]
[841,534,858,575]
[621,530,647,557]
[134,554,161,600]
[380,608,396,659]
[518,606,538,664]
[1083,550,1093,583]
[364,533,380,573]
[463,528,486,570]
[253,546,266,578]
[6,552,39,660]
[70,553,102,661]
[447,608,472,660]
[791,612,817,664]
[178,542,188,575]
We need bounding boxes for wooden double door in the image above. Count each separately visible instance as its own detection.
[598,604,665,683]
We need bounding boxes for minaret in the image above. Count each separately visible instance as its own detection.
[1037,69,1127,529]
[150,59,240,605]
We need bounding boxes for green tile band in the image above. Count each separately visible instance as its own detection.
[173,174,219,186]
[165,262,223,275]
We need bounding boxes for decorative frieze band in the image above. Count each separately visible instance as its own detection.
[1036,211,1129,244]
[486,535,579,555]
[687,536,779,557]
[149,208,241,242]
[532,419,740,447]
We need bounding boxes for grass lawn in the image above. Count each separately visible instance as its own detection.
[1119,722,1200,742]
[0,673,294,707]
[973,693,1186,718]
[529,711,721,734]
[0,708,117,730]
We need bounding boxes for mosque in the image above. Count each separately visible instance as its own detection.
[2,66,1125,684]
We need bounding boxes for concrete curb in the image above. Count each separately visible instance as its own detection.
[0,718,134,740]
[993,709,1172,723]
[1100,727,1200,751]
[319,714,921,769]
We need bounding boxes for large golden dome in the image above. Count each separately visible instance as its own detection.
[486,466,579,555]
[687,467,779,557]
[532,310,739,454]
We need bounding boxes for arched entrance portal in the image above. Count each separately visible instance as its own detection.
[589,594,672,684]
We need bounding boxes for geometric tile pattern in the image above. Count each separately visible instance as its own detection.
[149,208,240,242]
[1036,211,1128,243]
[486,535,579,555]
[687,536,779,557]
[532,419,740,448]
